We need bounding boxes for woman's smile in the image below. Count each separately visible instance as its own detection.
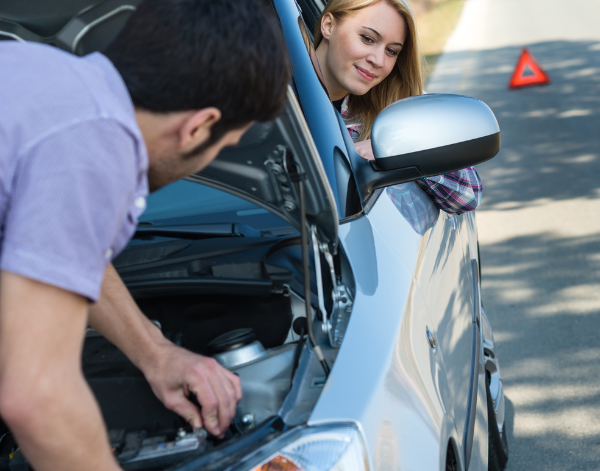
[355,65,376,81]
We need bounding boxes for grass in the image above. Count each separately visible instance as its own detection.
[407,0,466,83]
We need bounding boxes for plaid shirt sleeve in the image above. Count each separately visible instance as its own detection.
[340,98,482,214]
[416,168,482,215]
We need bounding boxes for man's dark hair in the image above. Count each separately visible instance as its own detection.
[104,0,290,144]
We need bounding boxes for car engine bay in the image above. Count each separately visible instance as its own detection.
[88,283,332,470]
[0,290,332,471]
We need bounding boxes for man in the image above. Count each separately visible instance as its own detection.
[0,0,290,469]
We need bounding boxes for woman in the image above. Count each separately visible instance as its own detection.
[313,0,482,214]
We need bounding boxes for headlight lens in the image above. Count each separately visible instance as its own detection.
[248,425,368,471]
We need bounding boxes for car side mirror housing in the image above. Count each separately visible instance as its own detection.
[351,94,500,196]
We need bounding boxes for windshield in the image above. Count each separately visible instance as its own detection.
[140,179,292,233]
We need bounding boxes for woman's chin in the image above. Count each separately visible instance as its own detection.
[346,81,374,97]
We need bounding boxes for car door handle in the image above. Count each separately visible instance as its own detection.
[426,327,437,350]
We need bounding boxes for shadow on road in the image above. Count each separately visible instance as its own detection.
[430,39,600,470]
[429,40,600,208]
[481,231,600,469]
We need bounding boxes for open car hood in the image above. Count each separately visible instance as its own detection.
[186,88,339,251]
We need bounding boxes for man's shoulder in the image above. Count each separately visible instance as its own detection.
[0,42,139,151]
[1,42,99,103]
[0,41,74,67]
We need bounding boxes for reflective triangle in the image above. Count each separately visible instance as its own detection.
[508,48,551,89]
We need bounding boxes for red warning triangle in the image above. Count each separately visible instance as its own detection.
[508,48,551,89]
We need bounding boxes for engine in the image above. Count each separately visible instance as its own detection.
[79,293,303,470]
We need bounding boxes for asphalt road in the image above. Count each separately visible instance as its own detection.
[426,0,600,469]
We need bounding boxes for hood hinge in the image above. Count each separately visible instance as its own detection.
[311,226,353,348]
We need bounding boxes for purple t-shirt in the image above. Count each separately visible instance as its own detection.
[0,42,149,302]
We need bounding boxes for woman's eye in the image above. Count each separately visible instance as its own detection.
[386,48,399,57]
[360,35,375,44]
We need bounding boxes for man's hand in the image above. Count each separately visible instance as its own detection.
[355,139,374,161]
[88,264,242,437]
[142,343,242,437]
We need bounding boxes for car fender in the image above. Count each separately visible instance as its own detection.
[309,204,453,471]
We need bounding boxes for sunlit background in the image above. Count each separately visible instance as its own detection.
[409,0,600,469]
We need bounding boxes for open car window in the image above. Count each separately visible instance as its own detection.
[296,16,329,97]
[295,0,326,33]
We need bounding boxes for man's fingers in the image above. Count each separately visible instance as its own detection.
[217,369,238,426]
[204,366,235,436]
[193,383,220,436]
[189,360,223,436]
[227,370,243,402]
[163,391,203,430]
[145,346,242,438]
[196,362,241,436]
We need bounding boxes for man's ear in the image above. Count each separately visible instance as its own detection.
[321,12,335,40]
[178,107,222,153]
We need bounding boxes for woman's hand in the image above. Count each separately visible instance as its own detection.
[355,139,375,161]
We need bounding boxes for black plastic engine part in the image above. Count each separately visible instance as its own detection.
[83,337,187,434]
[135,294,293,355]
[292,317,307,336]
[207,328,256,354]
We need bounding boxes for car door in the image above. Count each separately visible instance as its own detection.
[414,210,481,467]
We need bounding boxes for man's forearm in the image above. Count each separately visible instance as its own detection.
[7,370,122,471]
[0,271,122,471]
[88,264,168,372]
[89,264,242,436]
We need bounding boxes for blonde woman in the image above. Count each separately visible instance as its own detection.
[314,0,482,214]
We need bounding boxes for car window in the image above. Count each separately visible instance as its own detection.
[297,17,329,97]
[272,0,363,219]
[295,18,364,219]
[296,0,326,33]
[295,17,364,220]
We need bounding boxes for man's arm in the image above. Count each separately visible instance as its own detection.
[0,271,121,471]
[88,264,241,437]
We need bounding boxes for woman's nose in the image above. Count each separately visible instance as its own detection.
[367,47,385,68]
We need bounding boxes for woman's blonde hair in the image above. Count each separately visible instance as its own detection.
[314,0,424,140]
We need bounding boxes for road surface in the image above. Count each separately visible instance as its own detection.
[427,0,600,469]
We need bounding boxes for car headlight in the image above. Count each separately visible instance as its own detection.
[241,425,369,471]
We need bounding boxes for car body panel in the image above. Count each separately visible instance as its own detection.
[308,185,487,471]
[309,208,444,471]
[414,212,474,461]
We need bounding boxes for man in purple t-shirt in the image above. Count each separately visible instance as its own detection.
[0,1,290,470]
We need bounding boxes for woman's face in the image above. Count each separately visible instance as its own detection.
[316,1,407,101]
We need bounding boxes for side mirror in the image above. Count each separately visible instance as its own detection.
[351,94,500,196]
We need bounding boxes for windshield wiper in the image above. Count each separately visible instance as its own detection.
[135,223,263,239]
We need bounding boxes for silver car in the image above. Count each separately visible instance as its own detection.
[0,1,508,470]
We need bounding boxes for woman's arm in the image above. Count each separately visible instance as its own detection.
[352,138,483,214]
[416,167,483,215]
